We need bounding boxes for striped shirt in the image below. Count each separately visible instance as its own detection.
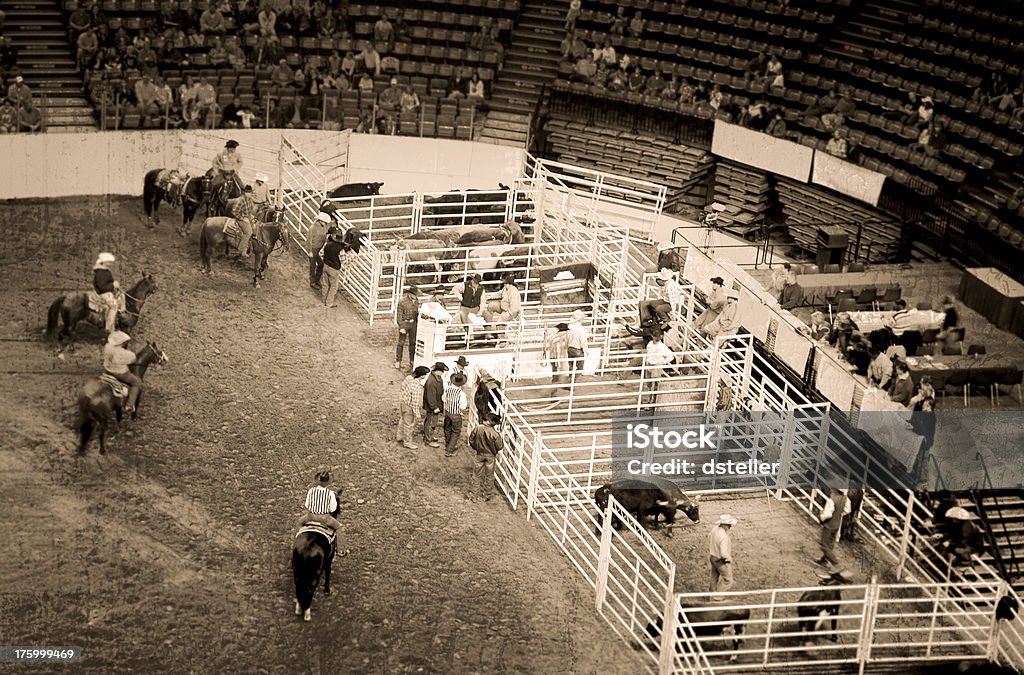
[443,384,469,417]
[304,485,338,515]
[400,375,423,409]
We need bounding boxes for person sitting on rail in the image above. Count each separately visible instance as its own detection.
[638,268,685,326]
[210,139,243,201]
[92,251,121,335]
[298,470,342,545]
[103,330,142,415]
[482,273,522,325]
[693,276,727,332]
[932,507,985,567]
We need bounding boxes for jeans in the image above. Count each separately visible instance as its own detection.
[475,453,496,497]
[323,265,343,306]
[820,526,841,566]
[423,409,442,443]
[395,326,417,364]
[567,346,584,373]
[443,413,464,456]
[709,556,733,594]
[309,255,324,286]
[110,369,141,409]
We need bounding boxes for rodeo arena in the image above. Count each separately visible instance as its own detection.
[3,4,1024,673]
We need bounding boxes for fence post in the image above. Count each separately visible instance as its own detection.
[368,248,381,327]
[657,582,678,675]
[857,577,878,675]
[525,430,543,522]
[895,491,916,581]
[595,496,615,612]
[986,579,1010,661]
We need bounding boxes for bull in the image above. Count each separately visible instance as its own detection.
[641,604,750,663]
[593,479,700,536]
[796,569,854,646]
[327,182,384,199]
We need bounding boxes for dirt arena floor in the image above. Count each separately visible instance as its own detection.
[0,196,650,673]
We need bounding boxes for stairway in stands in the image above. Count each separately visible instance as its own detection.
[1,0,95,131]
[966,489,1024,591]
[478,0,567,147]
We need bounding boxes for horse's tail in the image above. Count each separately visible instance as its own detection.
[46,296,64,337]
[292,541,324,611]
[143,169,159,216]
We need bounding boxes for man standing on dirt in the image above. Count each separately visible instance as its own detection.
[443,372,470,457]
[816,487,851,569]
[307,211,335,290]
[422,362,448,448]
[709,514,737,598]
[470,413,503,501]
[320,230,346,308]
[397,366,429,450]
[395,285,419,370]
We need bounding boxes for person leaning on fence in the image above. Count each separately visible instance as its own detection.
[639,268,684,326]
[443,372,470,457]
[320,230,346,308]
[397,366,429,450]
[307,212,335,290]
[395,285,420,371]
[422,361,447,448]
[816,487,851,569]
[470,413,503,502]
[702,289,741,339]
[709,514,737,598]
[567,309,589,375]
[693,276,727,332]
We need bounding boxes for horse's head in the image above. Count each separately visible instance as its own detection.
[134,340,168,368]
[131,273,158,301]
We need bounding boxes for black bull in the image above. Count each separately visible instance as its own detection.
[327,182,384,199]
[593,479,700,535]
[643,605,750,662]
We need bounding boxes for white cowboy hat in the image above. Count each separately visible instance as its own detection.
[254,174,268,182]
[107,331,131,346]
[316,212,332,223]
[96,252,116,265]
[571,309,585,321]
[655,268,675,282]
[726,289,740,300]
[945,506,974,521]
[716,514,738,526]
[656,240,676,252]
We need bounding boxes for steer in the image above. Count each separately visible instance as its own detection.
[796,569,854,646]
[593,479,700,535]
[641,604,750,663]
[327,182,384,199]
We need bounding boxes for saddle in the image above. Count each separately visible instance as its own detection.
[296,523,337,555]
[219,217,249,252]
[98,373,129,400]
[157,169,186,205]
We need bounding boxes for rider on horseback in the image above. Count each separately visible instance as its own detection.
[299,470,342,558]
[210,139,243,204]
[227,184,257,258]
[92,252,120,335]
[103,331,142,415]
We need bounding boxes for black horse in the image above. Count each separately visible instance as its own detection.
[292,495,342,622]
[199,217,289,288]
[78,339,167,454]
[47,274,158,343]
[143,169,207,237]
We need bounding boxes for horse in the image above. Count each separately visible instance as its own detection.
[78,339,168,454]
[47,274,159,343]
[199,217,289,288]
[206,169,244,218]
[143,168,207,237]
[292,494,342,622]
[642,604,750,663]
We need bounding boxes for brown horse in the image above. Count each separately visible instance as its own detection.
[46,274,158,343]
[199,217,289,288]
[143,169,207,236]
[78,339,168,454]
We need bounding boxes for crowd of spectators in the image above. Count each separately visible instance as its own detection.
[65,0,502,132]
[0,12,44,133]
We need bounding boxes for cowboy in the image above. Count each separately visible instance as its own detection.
[940,507,984,566]
[482,273,521,324]
[397,366,429,450]
[321,229,346,308]
[443,372,470,457]
[639,268,684,326]
[453,273,485,328]
[544,322,570,386]
[251,173,271,209]
[816,487,851,569]
[210,139,243,202]
[103,331,141,415]
[709,514,737,597]
[298,469,342,537]
[92,252,120,334]
[470,413,503,501]
[694,277,727,332]
[422,361,448,448]
[566,309,588,374]
[395,285,420,370]
[308,211,335,289]
[227,185,256,258]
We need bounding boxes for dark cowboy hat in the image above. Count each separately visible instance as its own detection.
[555,322,569,331]
[710,276,725,285]
[243,184,253,192]
[451,373,468,386]
[316,469,331,482]
[225,139,239,148]
[455,355,469,366]
[413,366,430,377]
[432,361,449,371]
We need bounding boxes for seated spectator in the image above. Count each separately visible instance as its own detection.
[644,70,665,96]
[272,58,294,87]
[888,362,914,405]
[322,94,342,131]
[266,97,289,128]
[208,36,228,67]
[909,376,936,411]
[199,3,226,34]
[76,28,100,70]
[357,71,374,94]
[829,312,859,355]
[702,289,741,338]
[825,130,849,159]
[845,334,871,376]
[708,84,723,110]
[821,88,855,131]
[909,96,934,128]
[192,76,218,128]
[225,39,247,69]
[358,45,381,77]
[373,15,393,46]
[740,99,769,130]
[592,36,616,68]
[221,95,244,127]
[805,86,838,118]
[661,74,679,100]
[572,53,596,83]
[609,6,627,36]
[0,35,17,77]
[677,79,695,104]
[744,51,767,84]
[381,54,400,76]
[153,76,174,121]
[897,91,919,124]
[467,73,485,101]
[619,53,632,72]
[256,35,285,67]
[867,346,893,389]
[765,110,787,137]
[393,14,409,43]
[379,77,402,110]
[0,99,17,133]
[178,73,197,119]
[134,72,160,116]
[291,0,311,34]
[341,51,356,79]
[765,54,783,89]
[606,65,627,93]
[18,100,41,131]
[627,64,644,92]
[808,311,830,342]
[6,75,32,108]
[326,50,342,78]
[400,85,420,113]
[447,72,467,98]
[627,10,644,38]
[913,121,946,157]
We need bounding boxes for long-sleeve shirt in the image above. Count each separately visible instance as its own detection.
[400,375,423,409]
[645,341,674,367]
[93,268,115,295]
[456,282,484,309]
[212,149,242,172]
[660,280,685,315]
[567,321,588,351]
[423,373,444,412]
[322,239,345,270]
[779,282,804,310]
[868,353,893,388]
[304,485,338,515]
[820,492,851,529]
[889,374,914,405]
[544,329,569,364]
[704,301,739,337]
[708,525,732,561]
[251,182,270,204]
[470,424,503,456]
[397,294,419,330]
[102,343,135,374]
[443,384,468,417]
[493,284,521,318]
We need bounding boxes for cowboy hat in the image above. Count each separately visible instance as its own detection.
[316,211,332,223]
[413,366,430,377]
[451,373,468,386]
[95,252,116,265]
[656,240,677,252]
[655,268,675,282]
[555,322,569,331]
[243,184,253,193]
[432,361,449,371]
[455,355,469,366]
[945,506,974,521]
[716,514,738,526]
[107,331,131,346]
[225,139,239,148]
[726,289,740,300]
[571,309,585,322]
[710,276,725,286]
[316,469,331,482]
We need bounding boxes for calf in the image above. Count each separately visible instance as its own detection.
[796,570,853,646]
[593,479,700,535]
[642,605,750,663]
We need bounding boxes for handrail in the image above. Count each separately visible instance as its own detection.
[971,489,1012,587]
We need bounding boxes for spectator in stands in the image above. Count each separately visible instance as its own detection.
[153,76,174,124]
[744,51,767,85]
[467,73,485,102]
[134,72,160,118]
[829,312,859,355]
[913,121,946,158]
[199,2,226,34]
[765,54,784,89]
[272,58,293,87]
[909,376,936,411]
[255,5,278,37]
[808,311,831,342]
[562,34,586,61]
[821,87,855,132]
[381,53,400,76]
[6,75,31,108]
[867,345,893,390]
[76,28,99,70]
[341,51,356,80]
[825,130,849,159]
[888,362,914,406]
[357,71,374,95]
[18,100,41,132]
[256,34,284,67]
[0,36,17,80]
[325,50,342,79]
[694,277,727,333]
[708,84,723,111]
[627,64,644,92]
[606,65,627,93]
[358,44,381,77]
[0,98,17,133]
[192,76,218,129]
[628,10,645,38]
[702,289,741,339]
[379,77,402,111]
[765,109,787,138]
[608,5,627,36]
[236,0,257,32]
[572,53,597,84]
[178,73,197,122]
[896,91,919,124]
[645,69,666,97]
[208,36,228,67]
[393,13,409,44]
[221,95,244,128]
[400,85,420,114]
[661,73,679,101]
[564,0,581,31]
[677,79,696,105]
[740,99,769,131]
[778,269,804,310]
[447,72,467,98]
[68,4,93,38]
[591,62,611,89]
[373,15,393,48]
[291,0,312,35]
[225,38,247,68]
[592,36,616,68]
